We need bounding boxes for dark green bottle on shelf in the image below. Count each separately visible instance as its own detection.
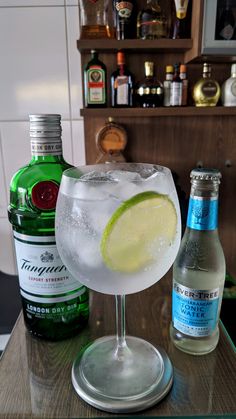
[8,114,89,341]
[84,50,107,108]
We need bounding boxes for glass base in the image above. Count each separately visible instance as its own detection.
[72,335,173,413]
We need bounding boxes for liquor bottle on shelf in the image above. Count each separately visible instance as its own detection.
[180,64,188,106]
[221,63,236,106]
[137,0,167,40]
[170,63,182,106]
[163,65,174,107]
[78,0,111,39]
[215,0,235,41]
[193,63,220,107]
[8,114,89,341]
[135,61,164,107]
[84,50,107,108]
[171,0,191,39]
[111,51,134,107]
[113,0,136,39]
[170,168,225,355]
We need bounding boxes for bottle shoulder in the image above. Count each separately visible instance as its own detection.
[138,8,155,19]
[112,67,134,78]
[194,77,220,88]
[222,75,236,88]
[177,228,225,258]
[86,59,106,71]
[174,229,225,276]
[137,76,162,87]
[9,159,72,231]
[10,160,71,190]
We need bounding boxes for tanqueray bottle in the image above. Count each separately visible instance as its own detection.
[8,114,89,340]
[170,168,225,355]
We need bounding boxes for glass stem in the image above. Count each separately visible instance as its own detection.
[115,295,128,360]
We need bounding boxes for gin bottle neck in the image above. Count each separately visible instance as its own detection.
[30,136,64,162]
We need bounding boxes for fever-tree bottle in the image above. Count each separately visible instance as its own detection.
[8,114,89,340]
[170,168,225,355]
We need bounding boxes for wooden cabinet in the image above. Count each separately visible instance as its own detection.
[77,0,236,277]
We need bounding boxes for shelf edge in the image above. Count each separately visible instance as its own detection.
[80,107,236,118]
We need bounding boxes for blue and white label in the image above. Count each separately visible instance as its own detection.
[187,196,218,231]
[172,281,219,337]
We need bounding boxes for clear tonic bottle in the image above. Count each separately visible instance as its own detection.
[170,168,225,355]
[8,114,89,340]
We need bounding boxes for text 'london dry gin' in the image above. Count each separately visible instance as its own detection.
[170,168,225,355]
[8,114,89,340]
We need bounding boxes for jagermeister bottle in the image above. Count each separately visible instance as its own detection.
[84,50,107,108]
[8,114,89,340]
[170,168,225,355]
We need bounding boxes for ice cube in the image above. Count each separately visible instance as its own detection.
[77,235,103,269]
[107,170,142,182]
[80,170,114,182]
[70,180,113,201]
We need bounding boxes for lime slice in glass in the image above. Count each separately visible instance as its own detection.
[101,191,177,273]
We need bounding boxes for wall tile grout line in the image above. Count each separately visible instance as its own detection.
[64,1,74,163]
[0,130,9,211]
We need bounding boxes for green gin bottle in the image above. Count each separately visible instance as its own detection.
[8,114,89,340]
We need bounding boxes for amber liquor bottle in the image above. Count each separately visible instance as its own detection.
[137,0,167,40]
[136,61,164,107]
[111,51,134,107]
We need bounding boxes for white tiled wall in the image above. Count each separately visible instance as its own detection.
[0,1,85,274]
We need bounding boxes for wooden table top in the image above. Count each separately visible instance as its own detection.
[0,275,235,419]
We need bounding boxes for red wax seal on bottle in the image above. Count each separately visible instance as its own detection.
[31,181,59,210]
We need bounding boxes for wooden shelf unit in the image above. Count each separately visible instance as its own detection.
[77,0,236,278]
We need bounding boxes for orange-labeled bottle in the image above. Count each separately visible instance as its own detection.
[111,51,134,107]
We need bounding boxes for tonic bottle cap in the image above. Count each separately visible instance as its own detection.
[29,114,62,138]
[190,168,221,182]
[117,51,125,65]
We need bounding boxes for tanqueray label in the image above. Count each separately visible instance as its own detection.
[14,232,85,303]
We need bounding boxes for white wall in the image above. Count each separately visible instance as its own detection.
[0,0,85,274]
